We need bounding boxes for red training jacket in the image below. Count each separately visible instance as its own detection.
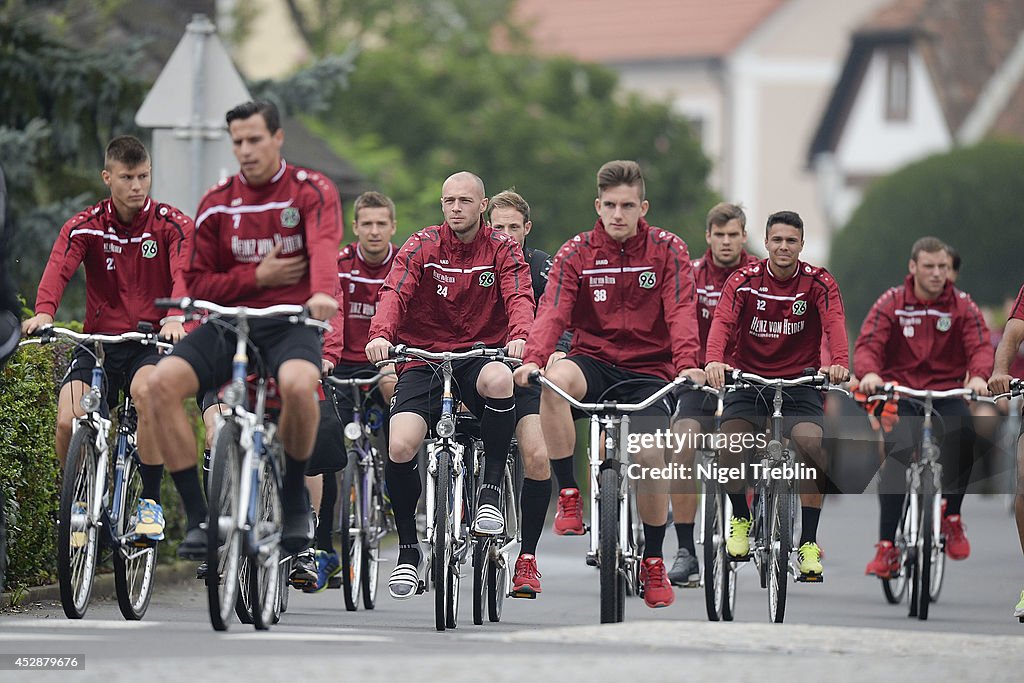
[706,259,848,377]
[322,243,397,365]
[368,220,534,352]
[692,248,760,366]
[35,197,191,333]
[188,160,342,307]
[523,218,700,381]
[854,275,992,390]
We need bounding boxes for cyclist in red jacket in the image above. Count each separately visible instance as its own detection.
[705,210,849,580]
[858,237,992,578]
[365,171,534,600]
[514,160,704,609]
[145,101,343,560]
[21,136,191,543]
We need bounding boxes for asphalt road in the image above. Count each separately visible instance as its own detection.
[2,495,1023,681]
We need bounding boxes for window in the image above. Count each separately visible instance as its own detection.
[885,46,910,121]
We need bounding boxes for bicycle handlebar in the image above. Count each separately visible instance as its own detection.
[155,297,331,332]
[384,344,521,366]
[865,384,983,403]
[530,370,690,413]
[25,326,173,352]
[324,371,395,388]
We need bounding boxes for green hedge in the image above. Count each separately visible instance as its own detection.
[1,335,199,592]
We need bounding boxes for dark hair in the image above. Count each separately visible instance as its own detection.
[910,236,949,261]
[597,160,645,200]
[226,100,281,133]
[706,202,746,233]
[765,210,803,234]
[947,245,961,272]
[104,135,149,169]
[353,191,395,222]
[488,189,531,223]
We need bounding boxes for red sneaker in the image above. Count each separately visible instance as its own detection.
[865,541,900,578]
[640,557,675,608]
[511,553,542,595]
[942,514,970,560]
[553,488,585,536]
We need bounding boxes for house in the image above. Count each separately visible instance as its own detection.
[514,0,890,262]
[809,0,1024,233]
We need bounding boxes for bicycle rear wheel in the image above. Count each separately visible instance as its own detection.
[598,466,623,624]
[916,469,936,621]
[249,455,282,630]
[768,481,793,624]
[207,421,242,631]
[274,555,291,623]
[58,426,100,619]
[488,463,515,623]
[703,480,725,621]
[433,449,451,632]
[340,460,363,612]
[113,452,157,620]
[882,500,911,605]
[235,556,254,624]
[361,459,385,610]
[0,488,6,595]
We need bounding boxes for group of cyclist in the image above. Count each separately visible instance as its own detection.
[9,96,1024,620]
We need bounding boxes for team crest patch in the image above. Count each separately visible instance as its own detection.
[141,239,158,259]
[280,207,300,228]
[792,300,807,316]
[936,317,951,332]
[638,271,656,289]
[478,271,495,287]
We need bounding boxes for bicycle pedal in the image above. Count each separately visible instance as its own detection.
[585,554,598,567]
[327,576,342,589]
[511,590,537,599]
[797,573,823,583]
[417,581,427,595]
[728,553,752,563]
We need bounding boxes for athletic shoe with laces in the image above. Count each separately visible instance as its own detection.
[865,540,900,578]
[289,549,317,589]
[554,488,585,536]
[133,498,165,541]
[1014,590,1024,619]
[511,554,542,596]
[667,547,700,587]
[942,514,970,560]
[725,516,752,558]
[177,526,207,560]
[639,557,674,608]
[797,542,823,576]
[304,550,341,593]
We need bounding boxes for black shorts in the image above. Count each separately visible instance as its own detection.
[62,341,161,409]
[721,385,824,437]
[390,357,501,431]
[672,388,717,431]
[514,382,541,422]
[567,355,673,423]
[170,318,322,395]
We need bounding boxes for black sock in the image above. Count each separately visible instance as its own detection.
[799,506,821,546]
[520,477,551,555]
[878,493,904,542]
[944,492,964,517]
[170,467,208,531]
[201,449,212,501]
[479,396,515,507]
[728,492,750,520]
[675,522,695,554]
[550,455,578,491]
[643,523,666,559]
[282,454,310,513]
[395,515,421,566]
[139,463,163,502]
[316,472,338,551]
[385,458,421,547]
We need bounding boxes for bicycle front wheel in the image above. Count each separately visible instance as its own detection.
[916,469,937,621]
[703,480,725,621]
[249,455,282,630]
[340,460,363,612]
[433,449,451,632]
[768,482,793,624]
[58,426,101,619]
[207,421,243,631]
[598,466,623,624]
[113,452,157,620]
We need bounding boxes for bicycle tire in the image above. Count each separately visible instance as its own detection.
[249,455,282,630]
[340,460,363,612]
[207,421,243,631]
[768,481,792,624]
[917,469,936,621]
[756,484,770,590]
[447,449,472,631]
[598,466,622,624]
[433,448,451,632]
[488,464,514,623]
[472,537,488,625]
[58,425,100,619]
[930,500,946,603]
[235,556,254,624]
[361,461,384,610]
[113,453,157,620]
[703,480,724,621]
[882,499,911,605]
[275,555,291,622]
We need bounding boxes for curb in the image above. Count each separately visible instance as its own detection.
[1,560,198,609]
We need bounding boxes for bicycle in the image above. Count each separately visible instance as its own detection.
[723,370,843,624]
[324,370,395,611]
[530,370,688,624]
[157,297,329,631]
[384,344,513,632]
[864,383,992,620]
[20,325,171,620]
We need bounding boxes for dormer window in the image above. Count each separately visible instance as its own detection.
[886,46,910,121]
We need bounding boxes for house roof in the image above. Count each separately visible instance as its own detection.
[808,0,1024,163]
[512,0,785,63]
[281,117,369,203]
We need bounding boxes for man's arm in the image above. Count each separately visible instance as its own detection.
[26,216,89,331]
[498,238,536,350]
[305,175,344,298]
[990,318,1024,393]
[961,294,993,382]
[522,240,580,368]
[368,234,424,345]
[660,234,700,373]
[852,290,895,382]
[817,271,850,370]
[705,272,743,365]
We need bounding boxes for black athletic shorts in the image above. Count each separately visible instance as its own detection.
[62,341,161,409]
[390,357,504,432]
[514,382,541,422]
[672,388,717,431]
[721,385,824,437]
[566,355,673,421]
[171,318,321,395]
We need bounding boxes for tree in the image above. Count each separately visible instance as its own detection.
[829,139,1024,331]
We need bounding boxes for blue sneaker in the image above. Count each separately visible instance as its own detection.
[304,550,341,593]
[133,498,165,541]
